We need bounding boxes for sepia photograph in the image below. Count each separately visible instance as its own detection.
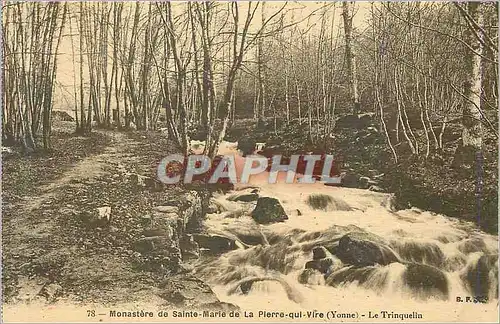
[1,1,499,322]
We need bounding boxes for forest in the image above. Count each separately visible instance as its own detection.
[2,2,497,153]
[1,2,499,320]
[3,1,498,229]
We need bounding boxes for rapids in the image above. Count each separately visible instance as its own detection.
[190,141,499,322]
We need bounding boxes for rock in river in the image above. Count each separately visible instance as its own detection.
[251,197,289,224]
[335,231,399,267]
[192,233,237,255]
[403,263,449,300]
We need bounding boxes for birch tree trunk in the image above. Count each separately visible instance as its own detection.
[342,2,360,115]
[460,2,483,152]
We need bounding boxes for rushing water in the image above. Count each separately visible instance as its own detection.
[190,141,498,322]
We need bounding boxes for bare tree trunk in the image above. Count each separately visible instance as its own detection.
[43,3,67,149]
[371,4,397,163]
[416,78,430,158]
[256,2,266,125]
[161,2,189,155]
[280,13,290,124]
[394,69,416,154]
[296,81,302,125]
[113,3,123,129]
[342,1,360,115]
[460,2,483,152]
[68,11,79,132]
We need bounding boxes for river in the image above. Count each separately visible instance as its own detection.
[191,141,499,322]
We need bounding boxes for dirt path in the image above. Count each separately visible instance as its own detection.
[2,130,174,318]
[7,131,137,232]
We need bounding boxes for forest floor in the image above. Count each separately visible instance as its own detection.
[2,121,221,320]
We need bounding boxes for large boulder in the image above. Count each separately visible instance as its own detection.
[180,191,205,232]
[133,236,174,254]
[335,232,399,267]
[403,263,449,300]
[133,190,206,273]
[460,254,498,299]
[305,258,333,274]
[192,233,237,255]
[251,197,289,224]
[341,172,359,188]
[306,194,352,211]
[457,237,489,255]
[150,211,177,238]
[326,266,380,287]
[390,240,445,268]
[224,223,268,246]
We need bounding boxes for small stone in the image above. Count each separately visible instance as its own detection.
[369,185,384,192]
[59,207,77,217]
[79,206,111,228]
[180,234,200,260]
[144,178,164,192]
[298,269,325,285]
[96,207,111,221]
[39,283,62,302]
[130,174,148,187]
[207,203,219,214]
[228,193,259,202]
[358,176,371,189]
[140,214,152,227]
[305,258,335,274]
[154,206,179,214]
